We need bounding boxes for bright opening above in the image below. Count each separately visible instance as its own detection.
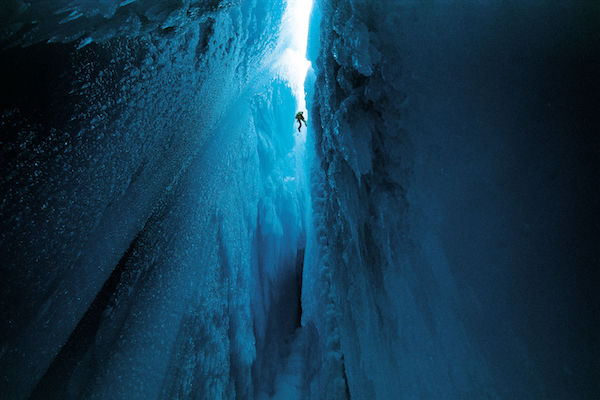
[275,0,313,113]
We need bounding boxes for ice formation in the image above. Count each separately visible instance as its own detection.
[303,0,598,398]
[1,0,303,398]
[0,0,598,399]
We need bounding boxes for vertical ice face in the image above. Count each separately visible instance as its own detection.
[1,1,236,48]
[0,0,312,398]
[305,0,598,399]
[1,0,597,398]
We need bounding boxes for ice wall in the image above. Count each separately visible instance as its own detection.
[305,0,598,398]
[1,0,238,49]
[0,0,308,398]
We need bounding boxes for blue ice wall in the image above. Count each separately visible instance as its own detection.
[2,0,598,398]
[305,0,598,398]
[0,1,310,398]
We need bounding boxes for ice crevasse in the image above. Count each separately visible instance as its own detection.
[0,0,598,399]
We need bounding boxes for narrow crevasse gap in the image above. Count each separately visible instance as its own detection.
[250,1,316,398]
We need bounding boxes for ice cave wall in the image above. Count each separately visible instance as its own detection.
[1,0,598,399]
[1,1,306,399]
[305,0,598,398]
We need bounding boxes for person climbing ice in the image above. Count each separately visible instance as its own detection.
[295,111,307,132]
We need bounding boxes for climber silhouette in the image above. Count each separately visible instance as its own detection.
[295,111,306,132]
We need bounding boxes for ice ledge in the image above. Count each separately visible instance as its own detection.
[1,0,231,49]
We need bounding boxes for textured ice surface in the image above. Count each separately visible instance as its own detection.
[0,0,308,398]
[304,0,598,398]
[1,0,236,48]
[1,0,598,398]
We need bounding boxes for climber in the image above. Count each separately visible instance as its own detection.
[295,111,307,132]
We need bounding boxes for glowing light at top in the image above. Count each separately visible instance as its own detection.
[275,0,313,112]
